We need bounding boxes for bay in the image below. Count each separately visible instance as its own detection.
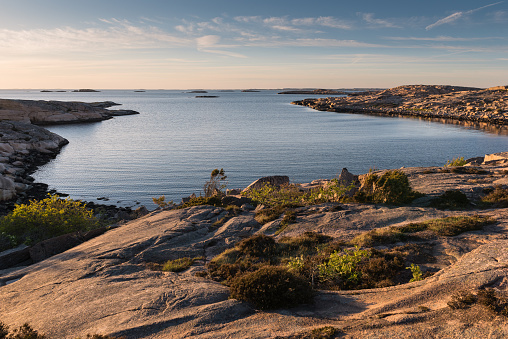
[1,89,507,208]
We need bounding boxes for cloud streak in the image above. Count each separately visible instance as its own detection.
[426,1,504,30]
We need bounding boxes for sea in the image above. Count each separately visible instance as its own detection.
[1,89,507,209]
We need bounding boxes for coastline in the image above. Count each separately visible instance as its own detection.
[292,84,508,126]
[0,99,139,214]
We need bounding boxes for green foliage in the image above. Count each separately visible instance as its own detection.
[162,257,197,272]
[318,246,371,288]
[254,205,290,224]
[429,190,471,210]
[203,168,227,198]
[229,266,313,310]
[176,196,223,209]
[481,186,508,208]
[423,215,494,236]
[406,263,423,282]
[445,156,467,167]
[243,180,354,208]
[152,196,174,209]
[354,170,423,205]
[0,194,100,247]
[353,216,494,248]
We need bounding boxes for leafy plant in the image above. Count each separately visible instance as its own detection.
[445,156,467,167]
[0,194,100,248]
[152,196,174,209]
[318,246,371,287]
[203,168,228,198]
[229,265,313,310]
[406,263,423,282]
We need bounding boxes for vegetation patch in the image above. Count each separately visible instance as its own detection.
[448,288,508,316]
[0,194,102,250]
[352,216,494,248]
[229,265,313,310]
[445,156,467,167]
[429,190,471,210]
[203,232,421,308]
[481,186,508,208]
[353,170,423,205]
[148,256,202,273]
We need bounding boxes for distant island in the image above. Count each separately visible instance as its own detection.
[72,89,100,92]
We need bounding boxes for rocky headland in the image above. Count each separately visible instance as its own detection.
[0,153,508,338]
[293,85,508,125]
[0,98,139,208]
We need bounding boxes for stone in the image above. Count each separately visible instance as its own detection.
[242,175,290,193]
[0,245,31,270]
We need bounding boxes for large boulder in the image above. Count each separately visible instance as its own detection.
[242,175,290,193]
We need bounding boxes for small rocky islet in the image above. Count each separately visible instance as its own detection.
[1,85,508,338]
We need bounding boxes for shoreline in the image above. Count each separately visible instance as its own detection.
[0,99,139,215]
[292,84,508,126]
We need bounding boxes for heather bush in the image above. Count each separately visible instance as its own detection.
[229,266,313,310]
[354,170,423,205]
[429,190,471,210]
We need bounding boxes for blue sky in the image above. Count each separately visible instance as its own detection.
[0,0,507,89]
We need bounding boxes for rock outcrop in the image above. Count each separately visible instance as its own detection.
[0,121,68,205]
[293,84,508,125]
[1,157,508,338]
[0,99,139,125]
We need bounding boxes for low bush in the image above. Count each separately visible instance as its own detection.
[176,196,223,209]
[448,288,508,316]
[423,215,494,236]
[0,194,101,248]
[445,156,467,167]
[203,168,228,198]
[229,266,313,310]
[354,170,423,205]
[481,186,508,208]
[429,190,471,210]
[0,322,46,339]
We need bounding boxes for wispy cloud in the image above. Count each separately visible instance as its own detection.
[360,13,401,28]
[386,36,505,41]
[426,1,504,30]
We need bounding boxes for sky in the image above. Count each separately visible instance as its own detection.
[0,0,507,89]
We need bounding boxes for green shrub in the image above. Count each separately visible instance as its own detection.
[318,246,371,288]
[406,263,423,282]
[354,170,422,205]
[429,190,471,210]
[0,194,100,247]
[236,234,278,260]
[152,196,174,209]
[229,266,313,310]
[445,156,466,167]
[309,326,338,339]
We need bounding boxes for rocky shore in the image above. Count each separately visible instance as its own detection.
[292,85,508,125]
[1,152,508,338]
[0,98,139,209]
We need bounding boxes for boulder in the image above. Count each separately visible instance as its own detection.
[242,175,290,193]
[0,245,31,270]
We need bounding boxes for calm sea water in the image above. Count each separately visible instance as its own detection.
[1,89,507,208]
